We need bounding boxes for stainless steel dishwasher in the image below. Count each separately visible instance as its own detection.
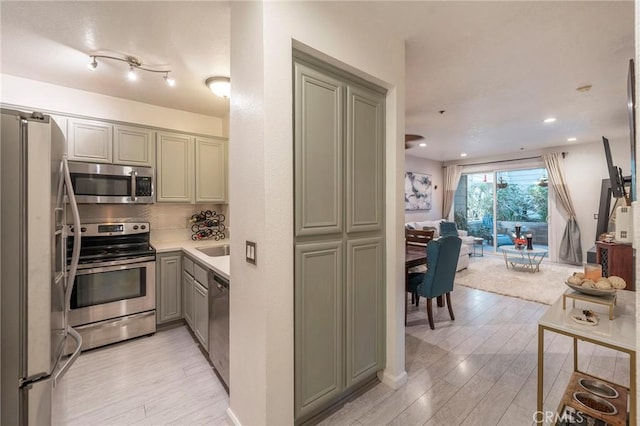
[208,271,229,389]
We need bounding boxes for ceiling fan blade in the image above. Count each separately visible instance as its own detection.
[405,134,424,149]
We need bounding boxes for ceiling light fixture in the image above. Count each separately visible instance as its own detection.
[460,153,467,157]
[205,76,231,98]
[418,142,427,147]
[544,117,557,123]
[87,54,174,86]
[567,137,577,142]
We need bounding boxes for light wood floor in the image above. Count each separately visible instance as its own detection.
[53,263,629,425]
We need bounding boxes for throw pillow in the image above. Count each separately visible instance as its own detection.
[440,221,458,237]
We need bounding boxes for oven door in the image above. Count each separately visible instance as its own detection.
[68,260,155,327]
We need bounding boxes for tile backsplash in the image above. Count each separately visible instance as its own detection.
[72,203,229,242]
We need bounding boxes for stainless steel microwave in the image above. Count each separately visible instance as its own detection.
[68,162,154,204]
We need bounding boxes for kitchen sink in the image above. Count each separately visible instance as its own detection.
[196,245,230,257]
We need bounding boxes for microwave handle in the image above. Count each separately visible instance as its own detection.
[130,171,138,202]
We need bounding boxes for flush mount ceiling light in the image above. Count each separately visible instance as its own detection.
[418,142,427,147]
[460,153,468,157]
[205,76,231,98]
[87,54,175,87]
[543,117,557,123]
[567,137,577,142]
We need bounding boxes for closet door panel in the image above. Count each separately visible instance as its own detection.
[345,237,384,387]
[294,62,343,237]
[346,85,384,233]
[294,241,344,417]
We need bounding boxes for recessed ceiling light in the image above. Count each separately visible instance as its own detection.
[567,137,577,142]
[418,142,427,147]
[544,117,556,123]
[576,85,592,93]
[460,153,467,157]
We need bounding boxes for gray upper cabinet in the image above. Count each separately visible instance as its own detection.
[195,137,227,203]
[114,125,155,167]
[67,118,113,163]
[294,55,386,423]
[294,240,344,418]
[156,132,228,204]
[345,86,384,233]
[67,118,155,167]
[156,131,194,202]
[294,62,343,237]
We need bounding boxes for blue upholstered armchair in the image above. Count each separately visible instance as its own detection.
[407,235,462,329]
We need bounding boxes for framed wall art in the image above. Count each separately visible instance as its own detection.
[405,171,432,211]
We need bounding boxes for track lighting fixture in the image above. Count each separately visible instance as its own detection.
[87,54,175,87]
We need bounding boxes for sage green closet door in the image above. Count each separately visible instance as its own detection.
[294,241,344,417]
[294,62,343,237]
[345,237,384,387]
[346,85,384,233]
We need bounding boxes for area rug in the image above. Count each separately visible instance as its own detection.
[454,255,581,305]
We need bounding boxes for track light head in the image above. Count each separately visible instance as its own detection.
[127,65,137,81]
[87,56,98,71]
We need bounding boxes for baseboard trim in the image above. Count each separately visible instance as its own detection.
[226,407,241,426]
[378,369,408,389]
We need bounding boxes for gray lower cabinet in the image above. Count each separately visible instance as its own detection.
[182,255,208,350]
[193,279,209,350]
[183,270,194,328]
[293,54,386,423]
[156,253,182,324]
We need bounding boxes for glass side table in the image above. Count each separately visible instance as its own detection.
[471,237,484,257]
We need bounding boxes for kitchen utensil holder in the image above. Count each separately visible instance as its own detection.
[190,210,226,241]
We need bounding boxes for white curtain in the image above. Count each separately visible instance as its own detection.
[543,152,582,264]
[442,165,462,219]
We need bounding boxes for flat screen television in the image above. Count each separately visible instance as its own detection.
[602,136,626,199]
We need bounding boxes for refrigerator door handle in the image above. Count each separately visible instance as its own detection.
[62,157,81,314]
[53,326,82,387]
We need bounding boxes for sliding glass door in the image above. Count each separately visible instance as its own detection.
[454,167,548,252]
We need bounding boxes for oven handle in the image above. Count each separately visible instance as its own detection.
[74,256,156,271]
[74,260,156,276]
[130,170,137,202]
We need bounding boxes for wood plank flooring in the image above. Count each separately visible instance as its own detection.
[52,257,629,425]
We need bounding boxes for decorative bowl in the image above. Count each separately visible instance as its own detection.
[565,281,616,297]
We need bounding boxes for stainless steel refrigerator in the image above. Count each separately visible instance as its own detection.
[1,109,82,425]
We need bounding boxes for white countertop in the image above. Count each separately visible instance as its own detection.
[152,238,230,280]
[538,289,636,352]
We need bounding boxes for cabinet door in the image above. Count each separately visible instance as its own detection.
[67,118,112,163]
[156,254,182,324]
[294,62,343,237]
[114,125,155,167]
[156,132,194,202]
[183,271,194,329]
[345,237,384,388]
[346,85,384,233]
[294,240,343,418]
[193,280,209,350]
[195,137,226,203]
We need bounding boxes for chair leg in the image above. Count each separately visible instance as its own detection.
[446,292,455,321]
[415,293,420,306]
[426,298,434,330]
[436,295,444,307]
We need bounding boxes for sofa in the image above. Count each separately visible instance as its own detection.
[405,219,471,271]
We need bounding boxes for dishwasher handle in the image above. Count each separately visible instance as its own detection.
[209,271,229,292]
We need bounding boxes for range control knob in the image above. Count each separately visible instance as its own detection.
[81,227,87,233]
[70,227,74,234]
[141,225,146,230]
[133,225,139,230]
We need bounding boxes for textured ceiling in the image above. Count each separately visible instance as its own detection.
[0,1,634,161]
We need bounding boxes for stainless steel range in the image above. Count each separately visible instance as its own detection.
[65,222,156,352]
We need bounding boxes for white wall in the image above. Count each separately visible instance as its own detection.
[405,154,444,222]
[229,2,405,424]
[0,74,224,136]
